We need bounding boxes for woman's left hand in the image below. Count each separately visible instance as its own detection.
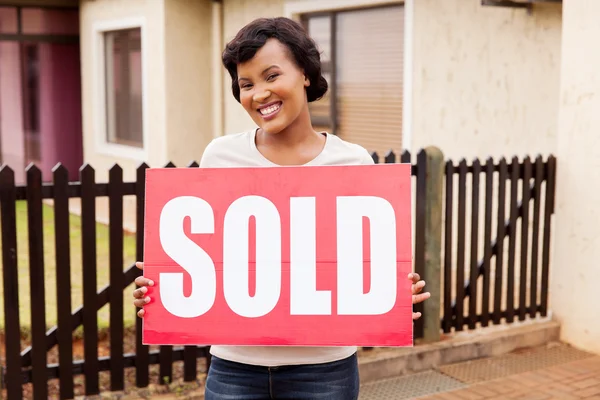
[409,273,431,320]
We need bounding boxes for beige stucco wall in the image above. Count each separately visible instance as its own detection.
[222,0,285,135]
[164,0,214,166]
[551,0,600,355]
[411,0,562,160]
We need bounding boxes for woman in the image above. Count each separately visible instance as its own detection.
[132,17,430,400]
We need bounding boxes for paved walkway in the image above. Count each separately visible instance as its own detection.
[419,356,600,400]
[359,343,600,400]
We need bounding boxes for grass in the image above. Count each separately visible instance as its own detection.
[0,200,139,335]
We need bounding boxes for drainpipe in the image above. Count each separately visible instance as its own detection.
[212,0,224,138]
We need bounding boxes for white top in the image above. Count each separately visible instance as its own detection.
[199,129,374,366]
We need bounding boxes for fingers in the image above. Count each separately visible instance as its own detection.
[134,300,150,310]
[412,280,426,294]
[413,311,422,320]
[132,264,152,319]
[413,292,431,304]
[132,286,148,299]
[134,276,154,288]
[408,272,421,283]
[133,285,151,307]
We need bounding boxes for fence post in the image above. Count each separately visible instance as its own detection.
[423,146,444,343]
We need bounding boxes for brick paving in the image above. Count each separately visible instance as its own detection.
[417,356,600,400]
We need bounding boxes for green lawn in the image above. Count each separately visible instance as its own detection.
[0,201,139,334]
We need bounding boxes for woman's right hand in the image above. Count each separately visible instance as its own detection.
[133,261,154,318]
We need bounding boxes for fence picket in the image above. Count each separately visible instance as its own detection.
[506,157,520,323]
[160,161,175,384]
[109,165,125,390]
[529,156,543,318]
[401,150,411,163]
[455,160,468,330]
[384,151,396,164]
[0,166,21,400]
[468,160,481,330]
[519,157,532,321]
[81,164,100,395]
[541,156,556,316]
[413,150,427,338]
[481,158,494,327]
[493,158,508,324]
[184,346,198,382]
[371,152,379,163]
[442,161,454,333]
[135,163,150,387]
[53,164,75,399]
[26,165,48,400]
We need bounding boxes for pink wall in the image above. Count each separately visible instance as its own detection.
[39,42,83,181]
[0,42,26,183]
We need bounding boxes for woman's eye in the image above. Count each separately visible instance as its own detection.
[267,74,279,81]
[240,83,253,90]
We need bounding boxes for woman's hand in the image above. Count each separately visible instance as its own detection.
[409,273,430,320]
[132,262,154,318]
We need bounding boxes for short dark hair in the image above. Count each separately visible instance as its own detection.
[222,17,328,103]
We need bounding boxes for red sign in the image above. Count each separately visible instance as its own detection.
[142,164,413,347]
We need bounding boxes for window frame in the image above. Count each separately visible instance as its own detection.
[92,17,148,161]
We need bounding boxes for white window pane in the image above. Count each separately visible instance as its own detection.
[307,16,331,64]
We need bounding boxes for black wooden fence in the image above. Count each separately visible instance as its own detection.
[0,150,556,399]
[440,155,556,333]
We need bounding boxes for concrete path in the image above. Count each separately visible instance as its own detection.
[359,342,600,400]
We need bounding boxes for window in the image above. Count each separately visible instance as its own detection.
[303,5,405,155]
[104,28,143,148]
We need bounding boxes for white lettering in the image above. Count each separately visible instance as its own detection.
[336,196,397,315]
[290,197,331,315]
[159,196,216,318]
[223,196,282,318]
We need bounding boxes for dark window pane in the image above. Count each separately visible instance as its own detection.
[23,43,40,163]
[21,8,79,35]
[105,28,143,148]
[305,16,333,130]
[0,7,17,34]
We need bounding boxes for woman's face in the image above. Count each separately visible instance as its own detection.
[237,38,310,135]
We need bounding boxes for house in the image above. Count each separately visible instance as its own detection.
[0,0,597,356]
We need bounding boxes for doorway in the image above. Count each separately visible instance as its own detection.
[0,5,82,182]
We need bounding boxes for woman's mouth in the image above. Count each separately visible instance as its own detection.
[258,102,282,120]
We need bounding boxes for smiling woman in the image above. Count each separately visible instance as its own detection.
[132,16,430,400]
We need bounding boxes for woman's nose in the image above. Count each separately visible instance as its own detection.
[253,90,271,103]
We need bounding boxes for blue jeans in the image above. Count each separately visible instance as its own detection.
[204,353,360,399]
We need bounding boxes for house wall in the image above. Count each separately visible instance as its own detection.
[164,0,214,166]
[552,0,600,355]
[220,0,561,161]
[80,0,167,183]
[411,0,562,160]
